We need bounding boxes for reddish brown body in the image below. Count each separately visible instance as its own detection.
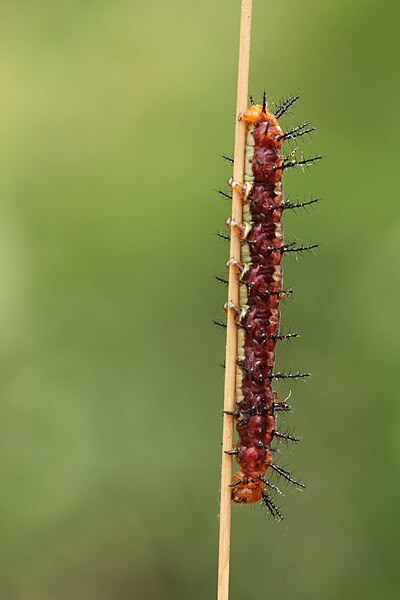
[231,106,285,504]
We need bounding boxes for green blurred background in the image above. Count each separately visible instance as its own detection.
[0,1,399,598]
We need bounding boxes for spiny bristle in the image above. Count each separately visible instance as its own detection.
[261,490,284,520]
[270,371,311,380]
[268,332,298,341]
[271,464,305,489]
[216,188,233,201]
[258,475,283,496]
[222,409,240,417]
[274,430,300,443]
[280,155,323,170]
[229,480,241,488]
[216,231,230,241]
[212,320,227,329]
[278,123,316,141]
[274,95,300,119]
[214,275,229,285]
[262,91,267,113]
[265,242,318,254]
[283,197,320,211]
[283,243,319,254]
[246,288,293,298]
[274,402,291,412]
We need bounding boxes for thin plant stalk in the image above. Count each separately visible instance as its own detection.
[216,2,253,600]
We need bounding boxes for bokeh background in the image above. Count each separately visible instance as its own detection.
[0,0,399,598]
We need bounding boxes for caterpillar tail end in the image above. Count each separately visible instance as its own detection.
[230,471,263,504]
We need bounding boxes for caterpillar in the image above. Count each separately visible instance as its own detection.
[218,93,321,519]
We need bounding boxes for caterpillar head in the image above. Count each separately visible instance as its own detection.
[240,104,264,124]
[231,471,263,504]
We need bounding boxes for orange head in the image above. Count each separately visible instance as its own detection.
[231,471,263,504]
[240,104,265,124]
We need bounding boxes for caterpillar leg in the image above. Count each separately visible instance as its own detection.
[226,258,249,279]
[228,178,252,201]
[224,301,243,321]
